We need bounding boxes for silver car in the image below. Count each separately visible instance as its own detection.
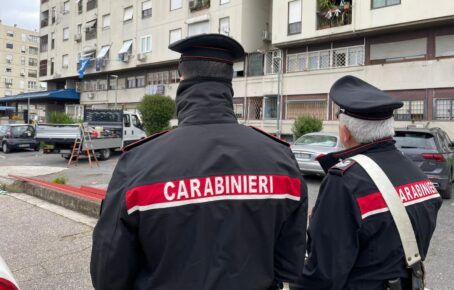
[291,132,343,175]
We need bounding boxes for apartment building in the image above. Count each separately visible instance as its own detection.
[39,0,271,116]
[0,21,41,98]
[236,0,454,137]
[39,0,454,137]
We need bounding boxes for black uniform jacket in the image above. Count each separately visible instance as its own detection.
[296,138,442,290]
[90,79,308,290]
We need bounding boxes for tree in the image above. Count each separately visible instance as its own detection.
[48,112,78,124]
[137,95,176,135]
[292,116,323,139]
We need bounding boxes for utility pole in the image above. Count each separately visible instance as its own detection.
[276,51,283,138]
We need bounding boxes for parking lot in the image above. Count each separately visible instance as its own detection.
[0,149,453,289]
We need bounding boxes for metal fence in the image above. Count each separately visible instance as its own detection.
[394,100,425,121]
[287,45,364,73]
[265,50,282,75]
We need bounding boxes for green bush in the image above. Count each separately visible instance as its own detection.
[48,112,78,124]
[292,116,323,139]
[52,176,67,185]
[137,95,176,135]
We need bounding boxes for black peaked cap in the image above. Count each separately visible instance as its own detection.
[330,75,403,120]
[168,33,245,64]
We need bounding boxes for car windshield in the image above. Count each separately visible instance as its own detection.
[0,126,7,134]
[394,132,437,150]
[294,135,337,147]
[10,125,35,138]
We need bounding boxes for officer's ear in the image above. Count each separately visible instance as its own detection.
[339,124,353,147]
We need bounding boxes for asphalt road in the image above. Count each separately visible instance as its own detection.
[0,150,453,289]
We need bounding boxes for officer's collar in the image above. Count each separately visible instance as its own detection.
[318,137,396,173]
[176,80,238,126]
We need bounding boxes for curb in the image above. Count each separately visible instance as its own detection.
[9,180,101,218]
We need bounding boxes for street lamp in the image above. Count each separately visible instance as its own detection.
[109,75,119,108]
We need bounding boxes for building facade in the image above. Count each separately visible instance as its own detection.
[39,0,454,137]
[0,22,41,98]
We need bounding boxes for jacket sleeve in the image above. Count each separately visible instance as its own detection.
[298,173,361,289]
[274,176,308,284]
[90,153,141,290]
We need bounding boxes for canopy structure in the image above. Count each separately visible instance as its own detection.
[0,106,16,111]
[0,89,80,103]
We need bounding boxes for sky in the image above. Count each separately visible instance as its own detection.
[0,0,40,31]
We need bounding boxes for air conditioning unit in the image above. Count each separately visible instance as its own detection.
[74,33,82,42]
[262,30,271,42]
[137,53,147,61]
[62,64,69,69]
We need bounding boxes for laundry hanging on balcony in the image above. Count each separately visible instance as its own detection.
[78,58,92,79]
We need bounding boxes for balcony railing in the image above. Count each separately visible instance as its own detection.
[189,0,210,12]
[317,1,352,29]
[40,19,49,28]
[286,45,364,72]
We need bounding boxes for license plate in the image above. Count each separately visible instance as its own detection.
[296,153,311,159]
[19,144,30,148]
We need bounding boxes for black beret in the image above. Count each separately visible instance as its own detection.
[330,75,403,120]
[168,33,245,64]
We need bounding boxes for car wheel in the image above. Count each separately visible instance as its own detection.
[2,142,10,154]
[98,149,111,161]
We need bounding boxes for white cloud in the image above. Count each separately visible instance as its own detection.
[0,0,40,31]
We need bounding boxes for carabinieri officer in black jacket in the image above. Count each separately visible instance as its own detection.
[292,76,442,290]
[90,34,308,290]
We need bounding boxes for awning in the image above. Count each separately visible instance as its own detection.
[0,89,80,103]
[78,58,92,79]
[0,106,16,111]
[119,40,133,54]
[97,46,110,58]
[85,19,97,31]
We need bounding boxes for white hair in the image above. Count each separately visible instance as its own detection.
[339,113,395,143]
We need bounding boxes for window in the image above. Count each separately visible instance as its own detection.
[220,0,230,4]
[370,38,427,62]
[188,21,210,36]
[87,0,97,11]
[288,0,302,35]
[219,17,230,36]
[142,1,152,18]
[6,31,14,37]
[119,40,133,58]
[435,34,454,57]
[6,42,13,49]
[287,100,327,121]
[6,55,13,64]
[233,103,244,119]
[62,54,69,68]
[21,56,26,65]
[137,76,146,87]
[394,100,425,121]
[51,6,56,23]
[85,19,97,40]
[63,0,70,13]
[264,96,278,119]
[78,0,83,13]
[28,81,37,89]
[169,28,182,44]
[287,53,307,73]
[28,35,39,44]
[372,0,401,9]
[29,58,38,66]
[41,10,49,28]
[29,46,38,55]
[247,53,264,76]
[77,24,82,35]
[63,27,70,40]
[30,68,39,78]
[141,35,152,53]
[265,50,282,75]
[124,6,134,22]
[5,68,12,74]
[127,77,137,88]
[40,35,48,52]
[50,58,55,75]
[434,99,454,120]
[97,45,110,59]
[102,14,111,29]
[20,68,25,76]
[39,59,47,78]
[51,32,55,49]
[21,45,27,53]
[170,0,182,10]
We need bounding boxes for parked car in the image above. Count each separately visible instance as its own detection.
[0,124,38,154]
[394,127,454,199]
[291,132,343,175]
[0,255,19,289]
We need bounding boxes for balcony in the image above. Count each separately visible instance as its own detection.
[87,0,97,11]
[189,0,210,12]
[40,18,49,28]
[40,10,49,28]
[317,0,352,30]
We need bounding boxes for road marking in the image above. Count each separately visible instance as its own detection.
[8,193,97,227]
